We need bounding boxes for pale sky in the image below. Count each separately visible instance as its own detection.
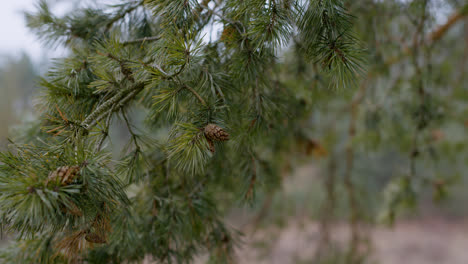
[0,0,48,61]
[0,0,123,63]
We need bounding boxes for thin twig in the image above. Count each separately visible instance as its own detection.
[121,110,141,152]
[95,106,115,153]
[105,1,144,31]
[122,36,161,46]
[184,84,207,106]
[385,5,468,66]
[204,8,245,34]
[138,60,187,80]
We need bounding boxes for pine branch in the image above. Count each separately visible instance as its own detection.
[140,60,207,106]
[5,0,374,262]
[81,82,145,130]
[139,60,187,80]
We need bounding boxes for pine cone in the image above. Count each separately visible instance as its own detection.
[207,138,216,153]
[46,165,80,185]
[220,25,240,46]
[220,25,235,42]
[85,233,107,244]
[120,63,134,82]
[204,124,229,141]
[61,201,83,217]
[86,205,110,244]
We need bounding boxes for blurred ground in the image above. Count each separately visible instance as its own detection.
[231,217,468,264]
[215,163,468,264]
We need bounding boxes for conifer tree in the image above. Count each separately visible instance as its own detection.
[2,0,468,263]
[0,0,367,263]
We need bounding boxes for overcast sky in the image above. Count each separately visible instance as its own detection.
[0,0,125,63]
[0,0,47,61]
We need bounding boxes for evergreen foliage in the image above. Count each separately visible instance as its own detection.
[2,0,365,262]
[1,0,467,263]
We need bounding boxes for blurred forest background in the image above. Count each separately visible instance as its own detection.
[0,54,38,148]
[0,0,468,263]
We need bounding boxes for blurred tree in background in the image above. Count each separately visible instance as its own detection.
[0,0,467,263]
[0,54,37,147]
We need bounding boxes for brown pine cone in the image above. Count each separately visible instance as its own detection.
[85,233,107,244]
[206,138,216,153]
[204,124,229,141]
[220,25,235,42]
[120,63,134,82]
[85,215,109,244]
[46,165,80,185]
[61,201,83,216]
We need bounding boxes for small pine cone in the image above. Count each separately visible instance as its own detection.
[204,124,229,141]
[85,233,107,244]
[46,165,80,185]
[207,138,216,153]
[120,63,134,82]
[61,201,83,216]
[220,25,240,46]
[86,211,109,244]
